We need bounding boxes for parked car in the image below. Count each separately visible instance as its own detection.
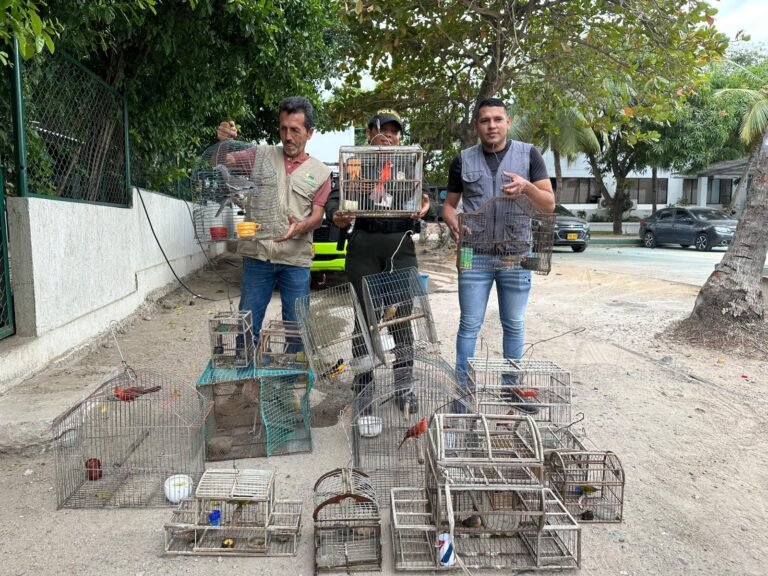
[639,206,737,251]
[553,204,590,252]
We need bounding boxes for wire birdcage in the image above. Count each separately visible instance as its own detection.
[390,488,439,571]
[192,200,245,243]
[295,283,376,388]
[361,266,439,365]
[256,320,309,371]
[351,354,474,499]
[338,145,423,217]
[53,366,208,508]
[469,358,572,425]
[549,451,625,523]
[313,468,382,574]
[209,310,255,369]
[457,196,555,274]
[164,468,302,556]
[258,369,313,457]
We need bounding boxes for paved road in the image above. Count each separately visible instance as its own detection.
[551,245,727,286]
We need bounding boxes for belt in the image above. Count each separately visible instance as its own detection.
[355,219,416,234]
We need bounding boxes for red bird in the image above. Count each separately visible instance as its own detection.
[397,418,428,449]
[113,385,162,402]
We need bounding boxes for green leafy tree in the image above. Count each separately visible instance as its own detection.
[0,0,60,65]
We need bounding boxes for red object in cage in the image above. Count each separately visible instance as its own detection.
[209,226,228,240]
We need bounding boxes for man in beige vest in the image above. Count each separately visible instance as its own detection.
[216,96,332,343]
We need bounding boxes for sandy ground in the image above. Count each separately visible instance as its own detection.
[0,244,766,576]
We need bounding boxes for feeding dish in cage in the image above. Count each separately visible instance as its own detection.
[357,416,383,438]
[164,474,193,504]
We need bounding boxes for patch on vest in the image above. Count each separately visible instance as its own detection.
[304,173,316,184]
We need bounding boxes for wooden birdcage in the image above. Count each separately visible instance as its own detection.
[457,196,555,274]
[313,468,382,574]
[256,319,309,371]
[361,266,439,365]
[164,468,302,556]
[549,451,625,523]
[390,487,439,571]
[469,357,572,424]
[338,145,423,217]
[209,310,255,369]
[53,367,208,508]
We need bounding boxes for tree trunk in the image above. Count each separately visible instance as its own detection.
[727,146,757,216]
[553,149,563,203]
[651,166,658,214]
[612,177,627,235]
[689,129,768,325]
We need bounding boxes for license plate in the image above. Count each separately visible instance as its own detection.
[567,233,578,240]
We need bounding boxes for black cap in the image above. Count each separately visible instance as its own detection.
[367,109,403,132]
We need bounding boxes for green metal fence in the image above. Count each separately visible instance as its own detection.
[0,167,14,340]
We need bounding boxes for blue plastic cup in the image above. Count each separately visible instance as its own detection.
[419,272,429,291]
[208,509,221,526]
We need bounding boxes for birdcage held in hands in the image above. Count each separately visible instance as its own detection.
[457,196,555,274]
[313,468,382,574]
[53,367,208,508]
[338,145,423,217]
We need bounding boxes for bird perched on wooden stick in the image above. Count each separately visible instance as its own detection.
[397,418,428,449]
[113,385,162,402]
[320,359,345,379]
[462,515,483,529]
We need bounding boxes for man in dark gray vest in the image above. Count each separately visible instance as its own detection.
[442,97,555,401]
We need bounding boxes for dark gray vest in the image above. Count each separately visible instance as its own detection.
[459,140,532,213]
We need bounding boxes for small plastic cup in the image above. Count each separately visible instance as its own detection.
[208,509,221,526]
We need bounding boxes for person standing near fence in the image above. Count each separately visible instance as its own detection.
[326,110,430,414]
[441,97,554,400]
[216,96,332,341]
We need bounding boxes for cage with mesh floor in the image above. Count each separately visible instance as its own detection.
[338,145,423,218]
[257,368,313,457]
[53,366,208,508]
[313,468,382,574]
[457,196,555,274]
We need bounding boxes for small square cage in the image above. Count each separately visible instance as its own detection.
[192,201,245,242]
[457,196,555,274]
[351,353,474,499]
[390,488,439,571]
[469,358,572,425]
[295,282,376,387]
[313,468,382,573]
[256,320,309,371]
[257,368,313,457]
[549,451,625,523]
[53,367,208,508]
[361,266,439,365]
[338,145,423,217]
[209,310,255,369]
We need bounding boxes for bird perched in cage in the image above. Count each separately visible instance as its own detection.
[462,515,483,529]
[112,385,162,402]
[381,305,399,321]
[320,359,346,379]
[575,485,598,495]
[85,458,103,481]
[397,417,428,449]
[213,164,257,217]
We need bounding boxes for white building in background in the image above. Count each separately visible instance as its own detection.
[305,127,355,164]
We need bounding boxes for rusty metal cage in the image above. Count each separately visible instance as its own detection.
[209,310,255,369]
[313,468,382,573]
[549,451,625,523]
[53,367,208,508]
[351,354,474,499]
[457,196,555,274]
[295,283,376,389]
[469,358,572,424]
[361,266,439,365]
[164,468,302,556]
[338,145,423,217]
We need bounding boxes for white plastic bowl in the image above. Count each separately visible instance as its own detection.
[358,416,383,438]
[164,474,193,504]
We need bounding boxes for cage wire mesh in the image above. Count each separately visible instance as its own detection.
[257,368,313,457]
[338,145,423,217]
[457,196,555,274]
[351,353,474,499]
[53,367,208,508]
[469,358,572,424]
[209,310,255,369]
[549,451,625,523]
[256,320,309,371]
[164,468,302,556]
[295,282,376,389]
[361,266,439,366]
[389,488,439,571]
[192,201,245,242]
[313,468,382,573]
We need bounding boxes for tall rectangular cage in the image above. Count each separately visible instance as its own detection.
[53,367,208,508]
[257,368,313,457]
[549,451,625,523]
[351,354,474,499]
[295,282,377,388]
[390,487,439,571]
[256,319,309,371]
[469,358,572,425]
[361,266,439,366]
[338,145,423,217]
[457,196,555,274]
[209,310,255,369]
[313,468,382,574]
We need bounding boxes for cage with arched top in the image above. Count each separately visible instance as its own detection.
[361,266,439,366]
[457,196,555,274]
[338,145,423,218]
[469,357,572,425]
[313,468,382,574]
[53,367,208,508]
[351,353,474,499]
[549,451,625,523]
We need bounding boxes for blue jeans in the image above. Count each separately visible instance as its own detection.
[455,266,532,390]
[239,257,310,346]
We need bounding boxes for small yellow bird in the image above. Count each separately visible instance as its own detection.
[321,359,346,379]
